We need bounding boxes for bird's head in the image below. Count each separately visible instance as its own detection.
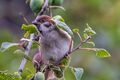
[32,15,56,35]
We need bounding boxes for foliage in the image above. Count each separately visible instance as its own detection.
[21,24,38,38]
[53,15,73,36]
[0,71,21,80]
[96,49,111,58]
[64,67,83,80]
[0,0,111,80]
[0,42,19,52]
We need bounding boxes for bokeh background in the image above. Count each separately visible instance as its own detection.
[0,0,120,80]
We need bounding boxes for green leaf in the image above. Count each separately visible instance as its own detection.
[21,68,34,80]
[50,65,63,78]
[24,31,30,38]
[26,74,34,80]
[0,42,19,52]
[28,24,37,33]
[53,15,65,22]
[13,49,25,57]
[21,24,28,30]
[13,72,22,79]
[87,42,95,47]
[21,24,37,34]
[73,28,80,33]
[49,56,71,78]
[31,41,39,49]
[83,33,89,39]
[59,56,71,68]
[24,54,32,61]
[14,49,24,55]
[84,24,96,36]
[96,49,111,58]
[53,19,73,36]
[14,49,32,61]
[53,15,73,36]
[64,67,77,80]
[74,68,84,80]
[0,72,22,80]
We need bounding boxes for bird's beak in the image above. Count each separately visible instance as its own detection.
[32,20,38,25]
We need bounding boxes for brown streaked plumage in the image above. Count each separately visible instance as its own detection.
[33,15,73,65]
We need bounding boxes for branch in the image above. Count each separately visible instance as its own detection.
[18,0,49,75]
[18,34,34,75]
[18,0,50,76]
[76,32,83,42]
[38,0,49,15]
[70,36,91,53]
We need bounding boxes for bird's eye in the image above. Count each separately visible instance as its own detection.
[33,23,38,26]
[33,22,41,27]
[44,22,51,28]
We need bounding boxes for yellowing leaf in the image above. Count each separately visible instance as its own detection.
[96,49,111,58]
[21,24,37,34]
[28,24,37,33]
[59,56,71,68]
[24,31,30,38]
[73,28,80,33]
[21,24,28,30]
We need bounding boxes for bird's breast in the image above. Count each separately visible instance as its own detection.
[41,37,71,63]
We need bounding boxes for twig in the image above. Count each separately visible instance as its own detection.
[19,13,29,24]
[18,34,34,75]
[76,32,83,42]
[20,38,41,46]
[50,6,65,11]
[18,0,49,76]
[38,0,49,15]
[70,36,91,53]
[79,48,96,51]
[49,6,52,17]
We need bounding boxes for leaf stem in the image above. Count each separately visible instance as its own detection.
[49,6,65,11]
[79,48,96,51]
[76,32,83,42]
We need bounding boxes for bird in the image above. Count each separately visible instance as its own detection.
[32,15,73,65]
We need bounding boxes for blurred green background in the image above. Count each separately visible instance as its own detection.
[0,0,120,80]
